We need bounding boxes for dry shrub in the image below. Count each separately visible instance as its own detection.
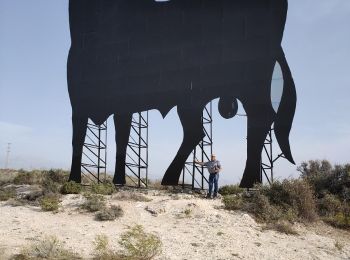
[222,195,243,211]
[264,221,299,235]
[0,169,18,185]
[61,181,82,194]
[39,194,60,212]
[82,194,106,212]
[219,185,244,196]
[223,179,318,231]
[91,183,115,195]
[263,180,318,222]
[13,170,43,185]
[114,191,151,202]
[95,205,123,221]
[93,235,124,260]
[119,225,162,260]
[11,236,81,259]
[0,186,16,201]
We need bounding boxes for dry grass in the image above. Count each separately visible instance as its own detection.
[95,205,124,221]
[113,191,151,202]
[11,236,81,259]
[81,194,106,212]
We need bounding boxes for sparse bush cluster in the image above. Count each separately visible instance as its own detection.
[94,225,162,260]
[223,179,317,225]
[39,194,61,212]
[82,194,106,212]
[222,160,350,231]
[81,193,123,221]
[95,205,123,221]
[219,184,244,196]
[61,181,82,194]
[91,182,115,195]
[11,236,81,260]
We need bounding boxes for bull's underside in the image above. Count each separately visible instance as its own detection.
[67,0,295,188]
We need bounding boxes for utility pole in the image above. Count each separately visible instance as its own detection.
[5,143,11,169]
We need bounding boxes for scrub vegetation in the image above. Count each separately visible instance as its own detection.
[221,160,350,232]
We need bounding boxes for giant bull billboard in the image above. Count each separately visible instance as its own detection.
[67,0,296,188]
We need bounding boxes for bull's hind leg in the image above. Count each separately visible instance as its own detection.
[162,106,205,185]
[113,113,132,185]
[69,114,88,183]
[239,96,276,188]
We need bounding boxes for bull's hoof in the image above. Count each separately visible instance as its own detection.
[113,178,126,185]
[68,175,81,183]
[161,178,179,186]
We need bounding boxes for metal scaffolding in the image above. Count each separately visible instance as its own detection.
[81,120,107,184]
[181,102,212,190]
[125,112,149,187]
[260,126,285,185]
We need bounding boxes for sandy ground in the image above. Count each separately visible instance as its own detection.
[0,189,349,260]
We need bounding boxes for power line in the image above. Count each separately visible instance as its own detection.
[5,143,11,169]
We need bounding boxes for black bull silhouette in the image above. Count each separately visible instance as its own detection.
[67,0,296,188]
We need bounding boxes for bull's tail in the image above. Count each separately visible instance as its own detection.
[274,47,297,164]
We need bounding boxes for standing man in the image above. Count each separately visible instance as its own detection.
[195,154,222,198]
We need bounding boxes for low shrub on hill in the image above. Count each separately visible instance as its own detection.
[39,194,60,212]
[91,182,115,195]
[95,205,123,221]
[13,170,43,185]
[0,186,16,201]
[82,194,106,212]
[219,184,244,196]
[12,236,81,260]
[93,227,162,260]
[61,181,82,194]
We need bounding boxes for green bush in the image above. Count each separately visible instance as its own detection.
[61,181,82,194]
[299,160,350,201]
[219,185,244,196]
[244,192,283,222]
[91,183,115,195]
[40,194,60,211]
[12,236,81,259]
[318,193,342,217]
[82,194,106,212]
[263,180,318,222]
[119,225,162,260]
[95,205,123,221]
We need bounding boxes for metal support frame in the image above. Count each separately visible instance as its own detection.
[260,126,285,185]
[125,112,149,188]
[81,120,107,184]
[181,102,213,190]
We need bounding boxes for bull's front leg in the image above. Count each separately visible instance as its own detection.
[113,113,132,185]
[69,114,88,183]
[239,101,276,188]
[162,106,205,185]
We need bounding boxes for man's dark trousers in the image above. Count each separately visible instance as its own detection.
[208,173,219,197]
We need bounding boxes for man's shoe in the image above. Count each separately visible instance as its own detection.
[206,194,212,199]
[213,194,218,199]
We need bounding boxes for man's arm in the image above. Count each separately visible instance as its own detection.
[216,161,222,172]
[194,160,205,166]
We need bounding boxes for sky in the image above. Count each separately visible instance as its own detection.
[0,0,349,185]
